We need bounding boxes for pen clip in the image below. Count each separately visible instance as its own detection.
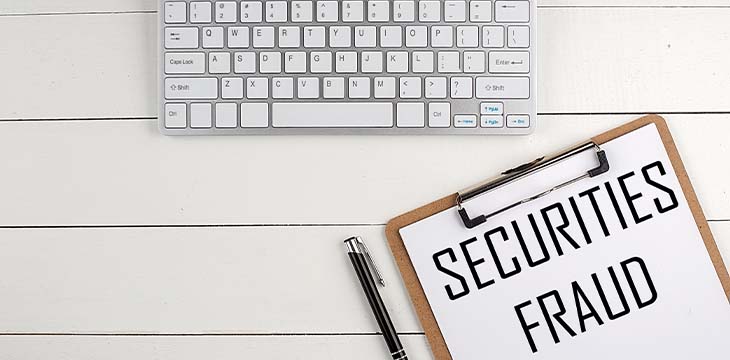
[352,237,386,287]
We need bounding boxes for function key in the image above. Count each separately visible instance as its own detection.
[454,115,477,128]
[507,115,530,128]
[481,115,504,128]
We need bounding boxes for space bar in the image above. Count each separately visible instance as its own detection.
[272,103,393,128]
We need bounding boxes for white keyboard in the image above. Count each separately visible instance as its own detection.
[159,1,536,135]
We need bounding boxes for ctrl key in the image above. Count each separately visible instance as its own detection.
[165,103,187,128]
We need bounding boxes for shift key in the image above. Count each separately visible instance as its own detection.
[165,78,218,99]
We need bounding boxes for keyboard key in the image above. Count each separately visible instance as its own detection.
[393,1,415,22]
[368,1,390,22]
[444,1,466,22]
[164,2,186,23]
[481,115,504,128]
[336,52,358,73]
[317,1,339,22]
[348,77,370,98]
[190,2,212,23]
[272,77,295,99]
[234,52,256,73]
[203,27,224,48]
[279,26,301,48]
[215,103,238,128]
[330,26,352,47]
[292,1,313,22]
[190,103,212,128]
[451,77,473,98]
[165,78,218,99]
[488,51,529,73]
[419,1,441,22]
[397,103,425,127]
[323,77,345,98]
[222,77,244,99]
[228,27,250,48]
[454,115,477,128]
[480,102,503,115]
[253,26,275,48]
[495,1,530,23]
[266,1,288,23]
[457,26,479,48]
[425,77,447,98]
[476,77,529,99]
[165,53,205,74]
[405,26,428,47]
[284,52,307,73]
[310,51,332,73]
[209,52,231,73]
[304,26,326,47]
[241,103,269,128]
[400,77,422,98]
[386,51,409,73]
[272,103,393,127]
[374,77,396,98]
[165,27,199,49]
[508,26,530,48]
[215,1,237,23]
[463,51,485,73]
[428,103,451,127]
[432,26,453,48]
[246,77,269,98]
[470,1,492,22]
[355,26,377,48]
[240,1,263,22]
[412,51,434,73]
[297,77,320,98]
[362,51,383,73]
[483,26,505,47]
[437,51,460,73]
[259,52,281,73]
[381,26,403,48]
[165,103,187,128]
[507,114,530,128]
[342,1,364,22]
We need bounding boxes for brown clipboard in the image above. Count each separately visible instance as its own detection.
[385,115,730,360]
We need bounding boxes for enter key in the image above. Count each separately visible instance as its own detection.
[488,51,530,74]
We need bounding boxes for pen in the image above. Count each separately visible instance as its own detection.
[344,236,408,360]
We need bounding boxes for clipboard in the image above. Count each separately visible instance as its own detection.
[385,115,730,360]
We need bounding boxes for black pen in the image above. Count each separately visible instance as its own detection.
[345,236,408,360]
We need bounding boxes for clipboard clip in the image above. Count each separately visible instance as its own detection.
[456,142,610,229]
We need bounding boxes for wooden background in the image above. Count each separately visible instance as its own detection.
[1,0,729,358]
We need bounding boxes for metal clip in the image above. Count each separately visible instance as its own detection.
[344,236,386,287]
[456,142,610,229]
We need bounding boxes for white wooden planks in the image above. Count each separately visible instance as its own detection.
[0,115,727,226]
[0,335,433,359]
[0,223,726,335]
[1,8,730,120]
[0,226,420,334]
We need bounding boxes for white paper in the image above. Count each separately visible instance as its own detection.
[400,124,730,360]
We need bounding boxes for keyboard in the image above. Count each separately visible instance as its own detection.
[159,1,536,135]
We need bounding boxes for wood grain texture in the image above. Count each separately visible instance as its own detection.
[0,115,727,226]
[0,223,726,335]
[0,335,433,360]
[1,8,729,120]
